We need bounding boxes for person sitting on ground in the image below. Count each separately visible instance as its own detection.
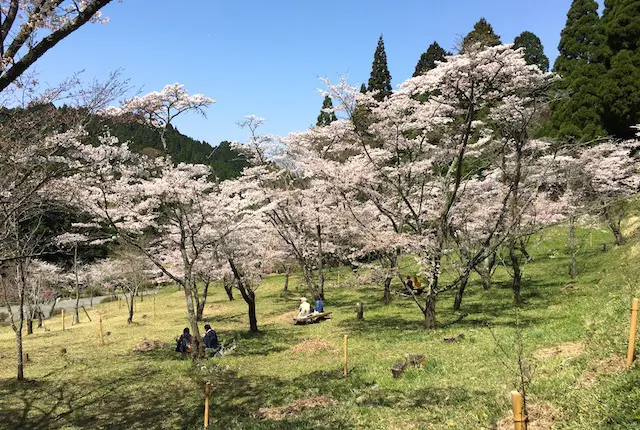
[413,276,424,295]
[405,276,413,290]
[176,327,192,353]
[314,297,324,313]
[297,297,311,319]
[202,324,221,354]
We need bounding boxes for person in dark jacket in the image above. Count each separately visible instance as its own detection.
[176,327,192,353]
[203,324,220,353]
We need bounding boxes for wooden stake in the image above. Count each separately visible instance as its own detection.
[99,317,104,346]
[589,231,593,248]
[204,381,211,429]
[82,306,92,322]
[61,309,65,331]
[343,335,348,376]
[153,296,156,317]
[511,390,527,430]
[626,298,639,369]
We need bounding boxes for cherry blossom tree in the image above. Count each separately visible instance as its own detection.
[101,83,215,151]
[0,0,117,93]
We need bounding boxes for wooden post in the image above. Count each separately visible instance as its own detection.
[343,335,348,376]
[153,296,156,317]
[82,306,92,322]
[626,298,639,369]
[511,390,527,430]
[99,317,104,346]
[204,381,211,429]
[61,309,65,331]
[589,231,593,248]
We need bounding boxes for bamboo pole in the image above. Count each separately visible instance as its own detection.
[61,309,65,331]
[82,306,92,322]
[511,391,527,430]
[204,381,211,429]
[626,298,639,369]
[99,317,104,346]
[343,335,348,376]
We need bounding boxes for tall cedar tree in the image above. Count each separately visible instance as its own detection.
[461,18,502,52]
[367,36,393,101]
[413,42,448,77]
[601,0,640,138]
[513,31,550,72]
[316,95,338,127]
[550,0,609,141]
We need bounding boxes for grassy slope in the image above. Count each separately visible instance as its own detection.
[1,223,640,429]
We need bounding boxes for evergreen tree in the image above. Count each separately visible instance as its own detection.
[360,83,367,94]
[549,0,609,141]
[413,41,448,77]
[461,18,501,52]
[513,31,550,72]
[367,35,393,101]
[316,95,338,127]
[601,0,640,138]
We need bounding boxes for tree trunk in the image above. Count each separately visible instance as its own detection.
[195,281,210,321]
[74,244,80,324]
[453,272,470,311]
[510,240,522,305]
[569,214,577,279]
[383,276,392,305]
[127,294,134,324]
[37,310,43,329]
[356,302,364,320]
[224,281,234,301]
[228,259,259,333]
[424,289,437,329]
[316,218,325,299]
[181,279,203,357]
[16,325,23,381]
[478,249,496,290]
[284,266,290,292]
[26,317,33,335]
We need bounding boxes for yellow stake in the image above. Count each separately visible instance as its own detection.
[589,231,593,248]
[61,309,65,331]
[153,296,156,317]
[626,298,639,369]
[343,335,348,376]
[204,381,211,429]
[511,391,527,430]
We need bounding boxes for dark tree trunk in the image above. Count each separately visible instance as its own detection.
[26,317,33,335]
[195,281,209,321]
[224,283,234,301]
[478,250,496,290]
[569,214,577,279]
[383,276,392,305]
[16,326,23,381]
[37,311,43,329]
[181,279,204,357]
[228,259,259,333]
[510,240,523,305]
[127,295,134,324]
[424,289,437,329]
[356,302,364,320]
[284,266,290,292]
[247,292,258,332]
[453,272,470,311]
[74,244,80,324]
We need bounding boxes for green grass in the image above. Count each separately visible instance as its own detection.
[1,223,640,429]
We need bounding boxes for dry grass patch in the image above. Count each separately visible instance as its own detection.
[257,396,337,421]
[267,310,298,325]
[533,342,585,360]
[497,402,560,430]
[132,338,167,352]
[578,354,626,387]
[289,338,335,355]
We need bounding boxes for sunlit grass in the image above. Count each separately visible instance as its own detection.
[1,223,640,429]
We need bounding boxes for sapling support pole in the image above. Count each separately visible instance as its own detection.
[511,390,527,430]
[343,335,348,376]
[153,296,156,318]
[204,381,211,429]
[626,298,639,369]
[99,317,104,347]
[61,309,65,331]
[81,306,92,322]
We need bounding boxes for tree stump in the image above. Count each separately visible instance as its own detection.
[355,302,364,320]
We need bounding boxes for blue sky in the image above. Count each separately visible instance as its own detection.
[33,0,577,147]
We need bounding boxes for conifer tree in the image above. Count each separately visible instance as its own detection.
[461,18,501,52]
[550,0,609,141]
[601,0,640,138]
[513,31,550,72]
[413,42,448,77]
[316,95,338,127]
[367,35,393,101]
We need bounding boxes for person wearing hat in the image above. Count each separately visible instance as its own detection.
[297,297,311,319]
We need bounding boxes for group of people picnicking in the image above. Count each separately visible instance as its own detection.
[404,275,424,295]
[176,324,222,355]
[296,296,324,319]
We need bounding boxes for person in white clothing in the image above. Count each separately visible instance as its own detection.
[297,297,311,318]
